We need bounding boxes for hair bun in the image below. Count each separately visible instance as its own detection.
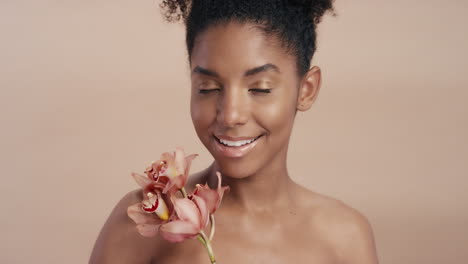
[288,0,335,24]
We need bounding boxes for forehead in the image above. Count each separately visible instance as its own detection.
[190,21,296,78]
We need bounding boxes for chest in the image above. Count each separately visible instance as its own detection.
[154,222,340,264]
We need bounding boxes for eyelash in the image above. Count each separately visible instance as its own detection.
[198,88,221,94]
[198,88,272,94]
[249,88,272,94]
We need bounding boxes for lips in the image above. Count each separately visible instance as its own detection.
[213,134,263,158]
[214,135,262,147]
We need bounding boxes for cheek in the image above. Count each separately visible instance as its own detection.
[190,96,216,134]
[255,92,297,136]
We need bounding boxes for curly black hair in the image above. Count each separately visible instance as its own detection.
[160,0,335,77]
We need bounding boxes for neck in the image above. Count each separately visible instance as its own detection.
[206,159,296,213]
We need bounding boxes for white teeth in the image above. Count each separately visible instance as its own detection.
[219,137,256,147]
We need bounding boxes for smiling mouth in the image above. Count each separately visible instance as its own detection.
[213,134,263,147]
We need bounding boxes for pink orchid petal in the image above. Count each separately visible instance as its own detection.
[158,148,198,194]
[182,154,198,188]
[154,193,170,221]
[128,148,203,242]
[162,174,189,194]
[136,224,160,237]
[144,164,158,181]
[159,220,199,242]
[194,186,219,214]
[160,152,175,172]
[192,195,209,229]
[184,154,198,176]
[131,172,152,188]
[160,151,179,179]
[141,196,158,213]
[162,176,178,194]
[143,181,166,195]
[194,172,230,214]
[215,171,230,204]
[165,166,179,179]
[172,198,202,228]
[174,147,187,175]
[162,154,198,194]
[127,203,164,225]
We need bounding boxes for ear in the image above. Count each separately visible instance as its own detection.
[296,66,322,111]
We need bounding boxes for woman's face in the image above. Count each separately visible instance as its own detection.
[190,21,315,179]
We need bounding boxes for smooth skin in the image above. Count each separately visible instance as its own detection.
[90,21,379,264]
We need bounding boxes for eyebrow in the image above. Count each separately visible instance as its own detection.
[244,63,280,76]
[192,66,219,77]
[192,63,280,78]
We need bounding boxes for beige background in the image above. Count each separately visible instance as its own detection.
[1,0,467,263]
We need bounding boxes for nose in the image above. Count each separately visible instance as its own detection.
[216,87,248,128]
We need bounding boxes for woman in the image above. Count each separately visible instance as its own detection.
[90,0,379,263]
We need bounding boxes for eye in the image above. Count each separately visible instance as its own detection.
[198,88,221,94]
[249,88,272,94]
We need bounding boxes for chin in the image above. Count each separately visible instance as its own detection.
[216,163,250,179]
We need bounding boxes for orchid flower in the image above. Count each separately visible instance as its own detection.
[159,173,228,263]
[127,172,174,237]
[145,147,197,194]
[192,172,230,214]
[127,148,227,264]
[159,195,210,242]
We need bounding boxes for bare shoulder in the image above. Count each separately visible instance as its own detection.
[297,186,379,264]
[89,189,163,264]
[89,169,212,264]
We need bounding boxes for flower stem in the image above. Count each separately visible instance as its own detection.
[199,231,216,264]
[205,240,216,264]
[209,214,215,241]
[180,187,188,198]
[197,234,207,246]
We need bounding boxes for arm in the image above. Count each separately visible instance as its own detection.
[89,190,158,264]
